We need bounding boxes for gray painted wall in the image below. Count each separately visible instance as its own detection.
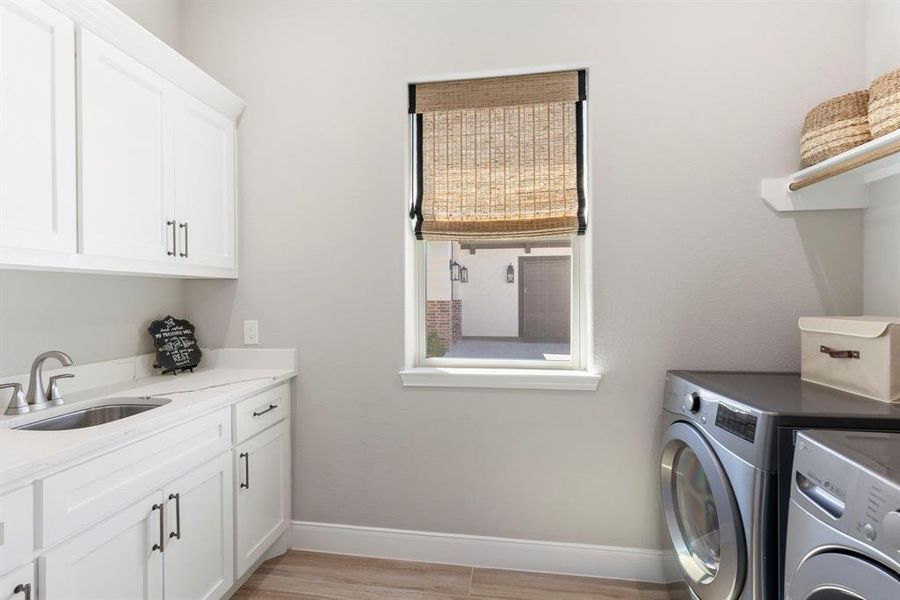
[866,0,900,82]
[177,0,865,550]
[0,271,186,375]
[109,0,182,50]
[863,0,900,315]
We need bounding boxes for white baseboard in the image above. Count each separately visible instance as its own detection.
[290,521,681,584]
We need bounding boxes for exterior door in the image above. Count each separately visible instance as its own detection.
[173,90,236,269]
[0,0,77,252]
[163,453,234,600]
[79,29,175,262]
[787,552,900,600]
[519,256,570,342]
[660,422,746,600]
[235,421,290,577]
[42,490,164,600]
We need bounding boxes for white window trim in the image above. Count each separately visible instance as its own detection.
[399,367,600,391]
[401,66,598,392]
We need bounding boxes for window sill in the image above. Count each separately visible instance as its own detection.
[399,367,601,391]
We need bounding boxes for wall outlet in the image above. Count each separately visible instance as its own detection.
[242,320,259,345]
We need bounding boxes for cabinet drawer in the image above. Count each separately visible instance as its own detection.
[39,408,230,549]
[0,561,34,600]
[0,486,33,573]
[234,384,288,444]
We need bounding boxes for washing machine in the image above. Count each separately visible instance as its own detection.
[784,429,900,599]
[660,371,900,600]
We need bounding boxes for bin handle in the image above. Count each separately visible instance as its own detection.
[820,345,860,359]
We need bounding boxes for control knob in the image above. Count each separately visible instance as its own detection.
[882,510,900,550]
[684,392,701,414]
[863,522,877,542]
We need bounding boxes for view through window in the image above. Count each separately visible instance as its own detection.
[425,238,572,362]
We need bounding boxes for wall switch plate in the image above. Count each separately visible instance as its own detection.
[242,320,259,345]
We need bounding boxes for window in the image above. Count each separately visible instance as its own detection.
[403,70,597,390]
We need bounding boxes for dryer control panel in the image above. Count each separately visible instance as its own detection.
[715,403,758,443]
[662,372,777,471]
[793,431,900,566]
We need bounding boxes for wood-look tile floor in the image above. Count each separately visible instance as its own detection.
[233,551,691,600]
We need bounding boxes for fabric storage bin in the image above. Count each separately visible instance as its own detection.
[800,91,871,167]
[799,316,900,403]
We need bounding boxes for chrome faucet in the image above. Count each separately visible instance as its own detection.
[26,350,74,411]
[0,382,28,415]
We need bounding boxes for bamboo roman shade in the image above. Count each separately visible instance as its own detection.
[409,70,587,240]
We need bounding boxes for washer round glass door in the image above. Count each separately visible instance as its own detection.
[787,551,900,599]
[661,421,746,600]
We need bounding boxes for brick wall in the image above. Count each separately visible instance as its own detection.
[451,299,461,344]
[426,299,462,354]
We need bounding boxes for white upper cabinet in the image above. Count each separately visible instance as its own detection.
[0,0,77,253]
[79,29,175,263]
[0,1,244,278]
[173,92,237,269]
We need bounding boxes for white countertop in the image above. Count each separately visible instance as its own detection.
[0,350,296,491]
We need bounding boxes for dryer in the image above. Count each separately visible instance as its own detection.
[784,430,900,599]
[660,371,900,600]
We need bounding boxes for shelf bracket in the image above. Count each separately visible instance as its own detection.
[761,176,870,212]
[761,130,900,212]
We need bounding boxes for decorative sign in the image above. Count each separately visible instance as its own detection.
[148,315,202,374]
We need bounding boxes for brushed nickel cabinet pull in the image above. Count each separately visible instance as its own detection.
[820,345,860,359]
[240,452,250,489]
[13,583,31,600]
[168,493,181,540]
[166,220,176,256]
[252,404,278,417]
[151,503,165,552]
[179,222,189,258]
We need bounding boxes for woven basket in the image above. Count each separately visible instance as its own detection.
[800,91,871,167]
[869,68,900,139]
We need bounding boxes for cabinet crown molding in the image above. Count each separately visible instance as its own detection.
[47,0,246,120]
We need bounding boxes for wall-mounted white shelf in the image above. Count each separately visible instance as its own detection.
[762,129,900,212]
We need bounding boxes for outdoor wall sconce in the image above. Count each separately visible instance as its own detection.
[506,263,515,284]
[450,260,461,281]
[459,266,469,283]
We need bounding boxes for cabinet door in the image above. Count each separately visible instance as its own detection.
[235,420,290,577]
[0,0,76,252]
[0,486,34,573]
[163,453,234,600]
[42,491,164,600]
[173,91,236,269]
[0,562,34,600]
[79,29,175,262]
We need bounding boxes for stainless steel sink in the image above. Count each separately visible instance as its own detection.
[15,397,171,431]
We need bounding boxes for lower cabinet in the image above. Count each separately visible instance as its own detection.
[0,562,35,600]
[42,490,164,600]
[14,384,292,599]
[163,453,234,600]
[42,453,233,600]
[235,420,291,576]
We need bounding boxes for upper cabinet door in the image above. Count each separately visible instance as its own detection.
[173,91,237,269]
[0,0,76,252]
[79,29,175,262]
